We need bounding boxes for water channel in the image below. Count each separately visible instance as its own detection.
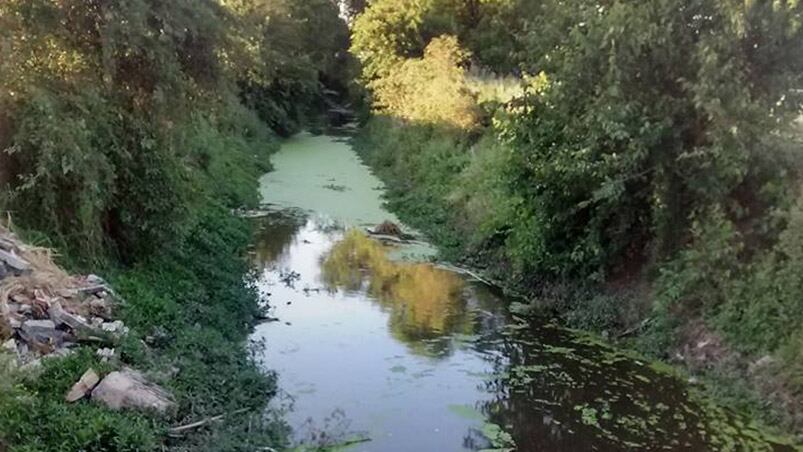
[250,132,792,451]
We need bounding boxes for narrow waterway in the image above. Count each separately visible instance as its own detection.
[251,132,792,451]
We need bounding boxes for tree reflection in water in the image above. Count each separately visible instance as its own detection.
[321,230,474,356]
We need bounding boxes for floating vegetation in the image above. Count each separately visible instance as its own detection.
[479,422,516,452]
[322,183,349,192]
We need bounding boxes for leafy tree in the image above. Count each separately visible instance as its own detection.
[372,35,479,129]
[499,0,803,276]
[0,0,354,261]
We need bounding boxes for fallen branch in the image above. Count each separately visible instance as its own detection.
[437,263,494,286]
[168,408,249,436]
[617,317,653,339]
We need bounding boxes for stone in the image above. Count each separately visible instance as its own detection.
[8,316,21,330]
[66,368,100,402]
[372,220,403,237]
[49,302,93,332]
[21,319,56,338]
[92,369,176,414]
[0,249,30,274]
[101,320,128,336]
[88,298,113,320]
[2,338,17,354]
[96,348,115,361]
[0,236,16,251]
[10,293,31,304]
[0,262,7,279]
[86,274,106,286]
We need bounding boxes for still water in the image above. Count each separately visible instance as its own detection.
[251,133,792,451]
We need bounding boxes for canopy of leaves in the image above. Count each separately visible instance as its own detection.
[0,0,353,263]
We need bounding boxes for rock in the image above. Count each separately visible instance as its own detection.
[78,284,108,295]
[79,275,113,297]
[92,369,176,414]
[2,338,17,354]
[10,293,31,305]
[66,368,100,402]
[49,302,93,332]
[86,274,106,286]
[96,348,115,361]
[0,249,30,275]
[19,319,64,351]
[0,262,7,279]
[47,302,96,337]
[88,298,113,320]
[8,316,21,330]
[101,320,128,336]
[0,236,16,251]
[372,220,403,237]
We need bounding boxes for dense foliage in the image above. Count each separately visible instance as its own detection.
[352,0,803,434]
[0,0,353,263]
[1,206,288,451]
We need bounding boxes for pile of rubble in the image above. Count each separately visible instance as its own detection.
[0,227,127,368]
[1,225,176,414]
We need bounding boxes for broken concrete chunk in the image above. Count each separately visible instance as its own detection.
[96,348,115,362]
[101,320,128,336]
[49,302,92,332]
[91,369,176,414]
[8,316,21,330]
[0,249,30,274]
[66,368,100,402]
[88,298,113,320]
[2,338,16,354]
[0,237,16,251]
[21,319,56,338]
[86,274,106,286]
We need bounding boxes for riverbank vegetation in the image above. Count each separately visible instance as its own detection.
[351,0,803,437]
[0,0,352,450]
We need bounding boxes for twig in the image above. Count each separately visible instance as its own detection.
[168,408,249,436]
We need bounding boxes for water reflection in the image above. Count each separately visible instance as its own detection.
[251,132,799,451]
[250,210,798,452]
[321,231,473,353]
[251,211,306,269]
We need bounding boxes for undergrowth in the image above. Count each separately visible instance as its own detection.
[0,203,288,451]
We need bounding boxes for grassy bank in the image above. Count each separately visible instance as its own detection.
[1,170,288,451]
